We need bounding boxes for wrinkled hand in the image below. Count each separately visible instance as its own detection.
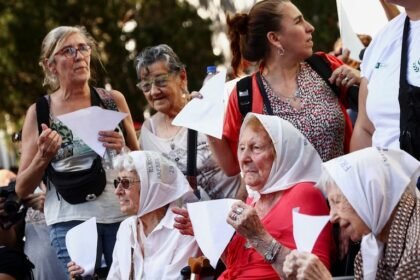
[37,124,62,161]
[22,192,45,212]
[283,250,332,280]
[329,65,361,88]
[172,207,194,236]
[67,261,84,279]
[98,130,124,153]
[226,201,265,240]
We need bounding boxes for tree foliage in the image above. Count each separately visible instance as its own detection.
[0,0,219,127]
[0,0,339,129]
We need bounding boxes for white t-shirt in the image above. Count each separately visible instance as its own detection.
[361,13,420,149]
[107,203,199,280]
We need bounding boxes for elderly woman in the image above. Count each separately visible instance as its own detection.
[283,147,420,280]
[208,0,360,177]
[175,113,334,279]
[135,44,241,200]
[15,25,139,275]
[68,151,199,279]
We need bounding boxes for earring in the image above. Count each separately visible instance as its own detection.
[278,47,285,56]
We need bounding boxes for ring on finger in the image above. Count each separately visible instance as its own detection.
[235,207,244,215]
[343,76,349,82]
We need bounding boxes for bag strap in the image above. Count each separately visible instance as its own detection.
[186,129,200,199]
[236,75,253,120]
[236,72,274,120]
[255,72,274,115]
[305,54,340,96]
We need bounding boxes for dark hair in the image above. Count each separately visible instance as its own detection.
[134,44,185,79]
[227,0,290,76]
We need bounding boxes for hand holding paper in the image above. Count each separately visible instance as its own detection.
[292,207,330,253]
[65,217,98,277]
[57,106,127,157]
[187,198,239,268]
[172,70,226,139]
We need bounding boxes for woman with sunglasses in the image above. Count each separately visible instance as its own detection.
[135,44,241,200]
[68,150,199,279]
[15,26,139,277]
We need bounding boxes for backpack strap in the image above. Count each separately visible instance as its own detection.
[36,96,50,135]
[236,75,253,120]
[236,73,274,120]
[305,54,340,96]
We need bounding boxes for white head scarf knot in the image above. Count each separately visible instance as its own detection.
[240,113,322,202]
[321,147,420,280]
[129,151,193,217]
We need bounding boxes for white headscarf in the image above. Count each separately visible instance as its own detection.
[241,113,322,202]
[321,147,420,280]
[129,151,193,217]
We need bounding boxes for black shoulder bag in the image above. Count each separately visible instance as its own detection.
[399,16,420,161]
[36,87,109,204]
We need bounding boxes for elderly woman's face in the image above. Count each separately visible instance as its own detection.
[238,124,275,191]
[327,182,371,242]
[138,61,186,115]
[50,33,91,85]
[114,170,140,215]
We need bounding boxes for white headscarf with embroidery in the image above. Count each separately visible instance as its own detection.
[127,151,192,217]
[240,113,322,202]
[320,147,420,280]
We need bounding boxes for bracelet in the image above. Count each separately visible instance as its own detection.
[264,239,281,264]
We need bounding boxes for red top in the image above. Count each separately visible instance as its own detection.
[218,182,333,280]
[223,52,353,163]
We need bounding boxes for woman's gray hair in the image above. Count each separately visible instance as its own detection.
[315,167,337,197]
[134,44,185,79]
[39,26,98,91]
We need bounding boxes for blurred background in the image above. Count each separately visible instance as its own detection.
[0,0,340,169]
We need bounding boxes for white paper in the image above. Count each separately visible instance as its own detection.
[292,207,330,253]
[337,0,403,39]
[57,106,127,157]
[337,0,365,61]
[172,70,226,139]
[65,217,98,276]
[187,198,239,268]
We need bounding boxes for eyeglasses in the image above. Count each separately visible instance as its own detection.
[136,73,172,92]
[55,44,92,59]
[113,177,140,189]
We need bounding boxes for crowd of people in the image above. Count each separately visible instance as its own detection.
[0,0,419,279]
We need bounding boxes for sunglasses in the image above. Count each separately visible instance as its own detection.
[136,73,172,92]
[113,177,140,189]
[55,44,92,59]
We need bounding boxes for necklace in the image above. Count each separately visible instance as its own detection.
[163,114,182,150]
[261,75,301,105]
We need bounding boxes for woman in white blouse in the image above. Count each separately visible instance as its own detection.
[68,150,199,279]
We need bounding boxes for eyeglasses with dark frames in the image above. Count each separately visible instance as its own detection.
[136,73,172,92]
[55,44,92,59]
[113,177,140,189]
